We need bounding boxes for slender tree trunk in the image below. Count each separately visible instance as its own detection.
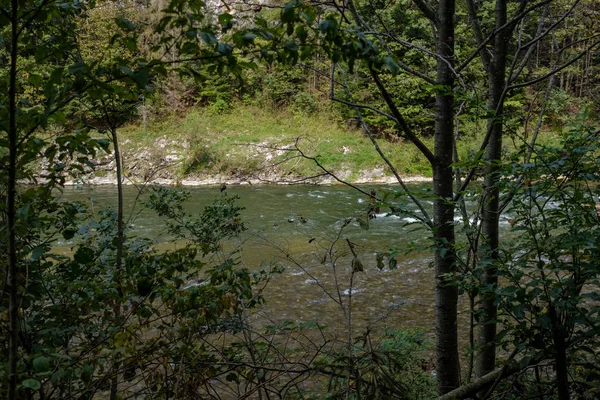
[109,126,124,400]
[549,308,570,400]
[554,329,570,400]
[434,0,460,394]
[110,127,124,281]
[8,0,20,397]
[477,0,507,380]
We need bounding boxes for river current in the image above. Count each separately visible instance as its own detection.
[56,184,514,336]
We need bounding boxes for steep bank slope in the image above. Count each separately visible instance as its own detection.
[73,106,434,185]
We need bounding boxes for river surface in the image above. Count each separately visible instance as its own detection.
[57,184,514,338]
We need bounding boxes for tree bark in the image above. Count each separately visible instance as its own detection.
[550,308,570,400]
[8,0,20,397]
[433,0,460,394]
[109,126,124,400]
[477,0,507,380]
[437,360,520,400]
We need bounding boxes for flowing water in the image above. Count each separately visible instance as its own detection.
[57,183,515,337]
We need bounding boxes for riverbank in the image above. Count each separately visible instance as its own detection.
[67,165,433,186]
[47,104,555,187]
[66,105,436,186]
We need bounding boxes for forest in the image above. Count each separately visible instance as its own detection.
[1,0,600,398]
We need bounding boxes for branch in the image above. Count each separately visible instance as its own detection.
[330,96,397,122]
[0,7,10,20]
[515,0,579,60]
[412,0,437,23]
[18,0,54,37]
[369,69,436,165]
[291,139,377,199]
[436,365,517,399]
[437,353,537,400]
[335,64,433,226]
[457,0,553,73]
[361,30,454,82]
[453,14,596,202]
[508,39,600,90]
[465,0,492,73]
[507,4,550,83]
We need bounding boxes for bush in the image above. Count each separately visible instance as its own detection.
[292,91,319,115]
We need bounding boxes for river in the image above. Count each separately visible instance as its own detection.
[57,183,512,338]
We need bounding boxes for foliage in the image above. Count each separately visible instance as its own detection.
[119,104,437,180]
[313,329,435,400]
[0,187,282,398]
[483,115,600,398]
[3,0,600,397]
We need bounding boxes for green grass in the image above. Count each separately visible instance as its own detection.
[119,104,563,182]
[120,105,436,181]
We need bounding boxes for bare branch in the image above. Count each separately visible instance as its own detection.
[369,69,436,165]
[508,39,600,90]
[291,139,377,198]
[457,0,553,74]
[465,0,492,73]
[0,7,10,20]
[330,96,397,122]
[360,30,453,82]
[335,64,433,226]
[412,0,437,23]
[436,356,530,400]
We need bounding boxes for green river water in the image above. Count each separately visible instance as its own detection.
[57,184,512,337]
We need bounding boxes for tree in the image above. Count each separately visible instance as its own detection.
[264,0,599,395]
[0,0,99,396]
[0,0,304,397]
[0,0,228,397]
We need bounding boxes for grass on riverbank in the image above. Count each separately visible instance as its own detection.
[119,104,561,182]
[120,105,433,181]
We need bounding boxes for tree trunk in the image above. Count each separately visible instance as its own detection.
[477,0,507,380]
[550,308,570,400]
[109,126,124,400]
[433,0,460,394]
[8,0,20,397]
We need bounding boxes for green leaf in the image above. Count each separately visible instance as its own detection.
[62,229,77,240]
[181,41,199,55]
[138,306,153,318]
[96,139,110,151]
[281,3,295,23]
[384,56,400,75]
[81,364,94,383]
[242,32,256,44]
[217,43,232,55]
[376,253,384,270]
[332,50,341,63]
[120,65,134,77]
[352,257,364,272]
[31,246,47,261]
[295,25,307,42]
[199,31,217,45]
[284,41,298,52]
[33,357,51,373]
[133,68,149,88]
[116,16,136,31]
[356,217,369,230]
[74,246,95,263]
[22,379,41,390]
[68,62,87,75]
[226,372,239,382]
[218,13,233,26]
